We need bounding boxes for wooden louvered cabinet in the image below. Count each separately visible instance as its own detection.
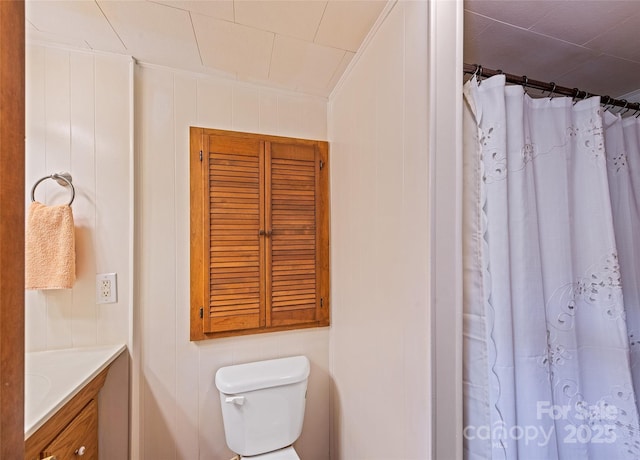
[190,128,330,340]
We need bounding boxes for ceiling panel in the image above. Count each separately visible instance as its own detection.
[464,0,640,103]
[529,1,638,46]
[465,0,557,29]
[98,0,201,70]
[554,54,640,99]
[192,13,274,79]
[25,0,389,97]
[315,0,386,52]
[234,1,327,42]
[464,8,493,41]
[151,0,235,22]
[465,14,600,81]
[269,35,346,94]
[27,1,124,52]
[585,13,640,62]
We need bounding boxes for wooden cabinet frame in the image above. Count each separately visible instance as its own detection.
[190,128,330,340]
[0,1,25,457]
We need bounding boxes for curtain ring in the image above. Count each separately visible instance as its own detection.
[572,88,580,105]
[547,82,556,100]
[602,96,611,112]
[477,65,483,85]
[522,75,528,94]
[622,100,630,115]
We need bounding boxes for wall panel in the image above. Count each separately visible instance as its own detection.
[25,44,132,460]
[69,51,97,348]
[174,73,201,460]
[25,45,132,352]
[135,63,330,459]
[328,2,431,458]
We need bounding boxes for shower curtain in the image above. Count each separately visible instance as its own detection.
[463,74,640,460]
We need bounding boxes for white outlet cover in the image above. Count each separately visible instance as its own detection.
[96,273,117,304]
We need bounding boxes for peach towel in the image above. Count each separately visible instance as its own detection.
[25,201,76,290]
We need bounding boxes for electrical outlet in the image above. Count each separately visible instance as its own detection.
[96,273,117,304]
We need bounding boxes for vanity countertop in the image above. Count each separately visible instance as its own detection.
[25,344,126,439]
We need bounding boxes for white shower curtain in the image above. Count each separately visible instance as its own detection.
[463,74,640,460]
[604,112,640,421]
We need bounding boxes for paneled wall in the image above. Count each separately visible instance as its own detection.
[25,44,131,460]
[25,45,132,352]
[135,64,329,459]
[328,2,431,457]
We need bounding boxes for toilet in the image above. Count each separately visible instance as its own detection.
[215,355,310,459]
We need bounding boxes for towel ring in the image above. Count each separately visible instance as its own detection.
[31,172,75,206]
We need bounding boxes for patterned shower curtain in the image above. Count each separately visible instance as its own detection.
[463,74,640,459]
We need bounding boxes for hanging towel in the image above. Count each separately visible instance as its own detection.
[25,201,76,290]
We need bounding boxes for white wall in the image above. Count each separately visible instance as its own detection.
[25,44,132,352]
[25,44,132,459]
[134,63,330,459]
[328,2,431,458]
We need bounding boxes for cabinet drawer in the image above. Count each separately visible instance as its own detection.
[42,399,98,460]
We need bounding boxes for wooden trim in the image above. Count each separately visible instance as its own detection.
[191,127,323,147]
[0,1,25,458]
[196,320,328,340]
[316,142,330,326]
[190,127,206,341]
[263,142,272,327]
[25,369,108,460]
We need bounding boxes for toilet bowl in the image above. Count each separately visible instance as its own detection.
[215,356,310,459]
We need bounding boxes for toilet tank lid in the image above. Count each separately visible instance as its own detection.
[215,356,310,394]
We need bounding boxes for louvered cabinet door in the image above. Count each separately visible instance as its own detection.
[191,127,329,340]
[266,142,328,327]
[204,135,265,333]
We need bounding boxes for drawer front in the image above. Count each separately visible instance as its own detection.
[42,399,98,460]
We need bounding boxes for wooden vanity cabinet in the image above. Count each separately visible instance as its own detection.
[25,369,106,460]
[42,399,98,459]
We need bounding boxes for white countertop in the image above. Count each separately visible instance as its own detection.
[25,344,126,439]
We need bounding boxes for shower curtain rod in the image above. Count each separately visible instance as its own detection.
[463,63,640,113]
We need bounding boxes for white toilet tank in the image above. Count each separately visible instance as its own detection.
[215,356,310,457]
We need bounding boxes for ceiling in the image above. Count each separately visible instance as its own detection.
[26,1,640,102]
[25,0,387,98]
[465,0,640,103]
